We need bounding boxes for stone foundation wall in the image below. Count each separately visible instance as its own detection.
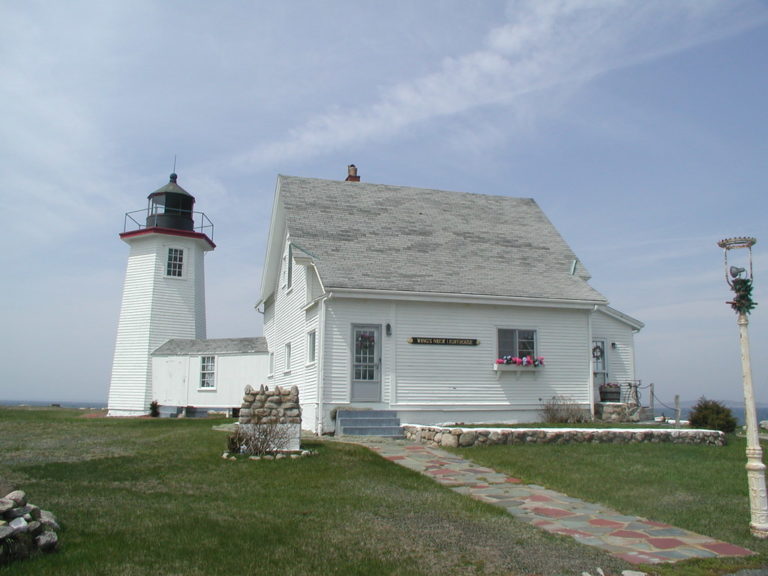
[403,425,725,448]
[238,385,301,452]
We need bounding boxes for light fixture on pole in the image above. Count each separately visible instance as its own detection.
[718,236,768,538]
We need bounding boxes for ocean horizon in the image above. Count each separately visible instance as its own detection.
[1,400,107,409]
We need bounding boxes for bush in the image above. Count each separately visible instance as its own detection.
[540,395,591,424]
[227,422,292,456]
[149,400,160,418]
[689,397,737,433]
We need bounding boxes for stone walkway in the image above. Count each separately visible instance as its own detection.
[351,437,754,566]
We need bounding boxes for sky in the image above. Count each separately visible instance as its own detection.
[1,0,767,409]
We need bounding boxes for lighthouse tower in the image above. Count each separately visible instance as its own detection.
[108,174,215,416]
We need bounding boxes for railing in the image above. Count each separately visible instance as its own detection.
[123,208,214,240]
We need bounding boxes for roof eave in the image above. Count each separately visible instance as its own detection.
[597,305,645,331]
[326,287,607,309]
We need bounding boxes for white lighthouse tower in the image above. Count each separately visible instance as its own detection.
[108,174,215,416]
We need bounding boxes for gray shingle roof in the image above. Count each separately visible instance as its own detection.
[277,176,607,303]
[152,337,268,356]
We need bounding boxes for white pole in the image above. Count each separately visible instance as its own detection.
[737,311,768,538]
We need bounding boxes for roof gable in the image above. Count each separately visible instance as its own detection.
[263,175,607,304]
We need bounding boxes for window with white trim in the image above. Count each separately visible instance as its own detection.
[166,248,184,277]
[307,330,316,364]
[284,342,292,372]
[497,328,536,358]
[200,356,215,388]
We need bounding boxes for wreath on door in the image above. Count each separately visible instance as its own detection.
[357,333,375,351]
[592,345,603,359]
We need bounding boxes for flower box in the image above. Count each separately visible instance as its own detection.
[493,363,540,372]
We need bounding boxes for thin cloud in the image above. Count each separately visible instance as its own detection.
[234,0,767,169]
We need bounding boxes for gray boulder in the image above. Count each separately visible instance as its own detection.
[35,530,58,552]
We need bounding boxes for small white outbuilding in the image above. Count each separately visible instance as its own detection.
[151,337,269,417]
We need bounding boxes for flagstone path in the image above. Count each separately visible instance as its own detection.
[350,437,754,566]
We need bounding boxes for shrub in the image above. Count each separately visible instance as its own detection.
[149,400,160,418]
[540,395,591,424]
[688,397,737,433]
[227,422,292,456]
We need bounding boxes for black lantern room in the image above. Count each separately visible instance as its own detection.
[145,173,195,232]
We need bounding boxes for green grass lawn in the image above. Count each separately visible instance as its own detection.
[2,408,767,575]
[0,407,627,576]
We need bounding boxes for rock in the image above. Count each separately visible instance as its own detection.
[5,490,26,506]
[0,498,14,514]
[27,521,42,535]
[441,434,459,448]
[0,525,14,539]
[459,431,477,447]
[6,505,34,519]
[9,517,28,533]
[39,510,60,531]
[621,571,648,576]
[35,530,58,552]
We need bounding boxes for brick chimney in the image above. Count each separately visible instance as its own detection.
[345,164,360,182]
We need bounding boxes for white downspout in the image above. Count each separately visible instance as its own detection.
[316,291,333,435]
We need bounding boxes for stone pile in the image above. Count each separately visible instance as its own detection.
[239,384,301,425]
[0,489,59,565]
[403,425,725,448]
[238,385,302,452]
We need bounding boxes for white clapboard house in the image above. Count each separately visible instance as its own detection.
[258,169,643,434]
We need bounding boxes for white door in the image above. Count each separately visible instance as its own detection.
[592,339,607,388]
[351,325,381,402]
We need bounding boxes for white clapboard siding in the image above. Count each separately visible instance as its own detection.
[263,236,319,407]
[152,353,269,408]
[592,309,638,383]
[321,299,592,409]
[322,300,395,405]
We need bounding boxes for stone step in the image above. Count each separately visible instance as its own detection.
[340,425,403,437]
[335,409,402,437]
[336,409,399,420]
[337,417,401,428]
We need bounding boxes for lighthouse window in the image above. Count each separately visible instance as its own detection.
[166,248,184,277]
[200,356,215,389]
